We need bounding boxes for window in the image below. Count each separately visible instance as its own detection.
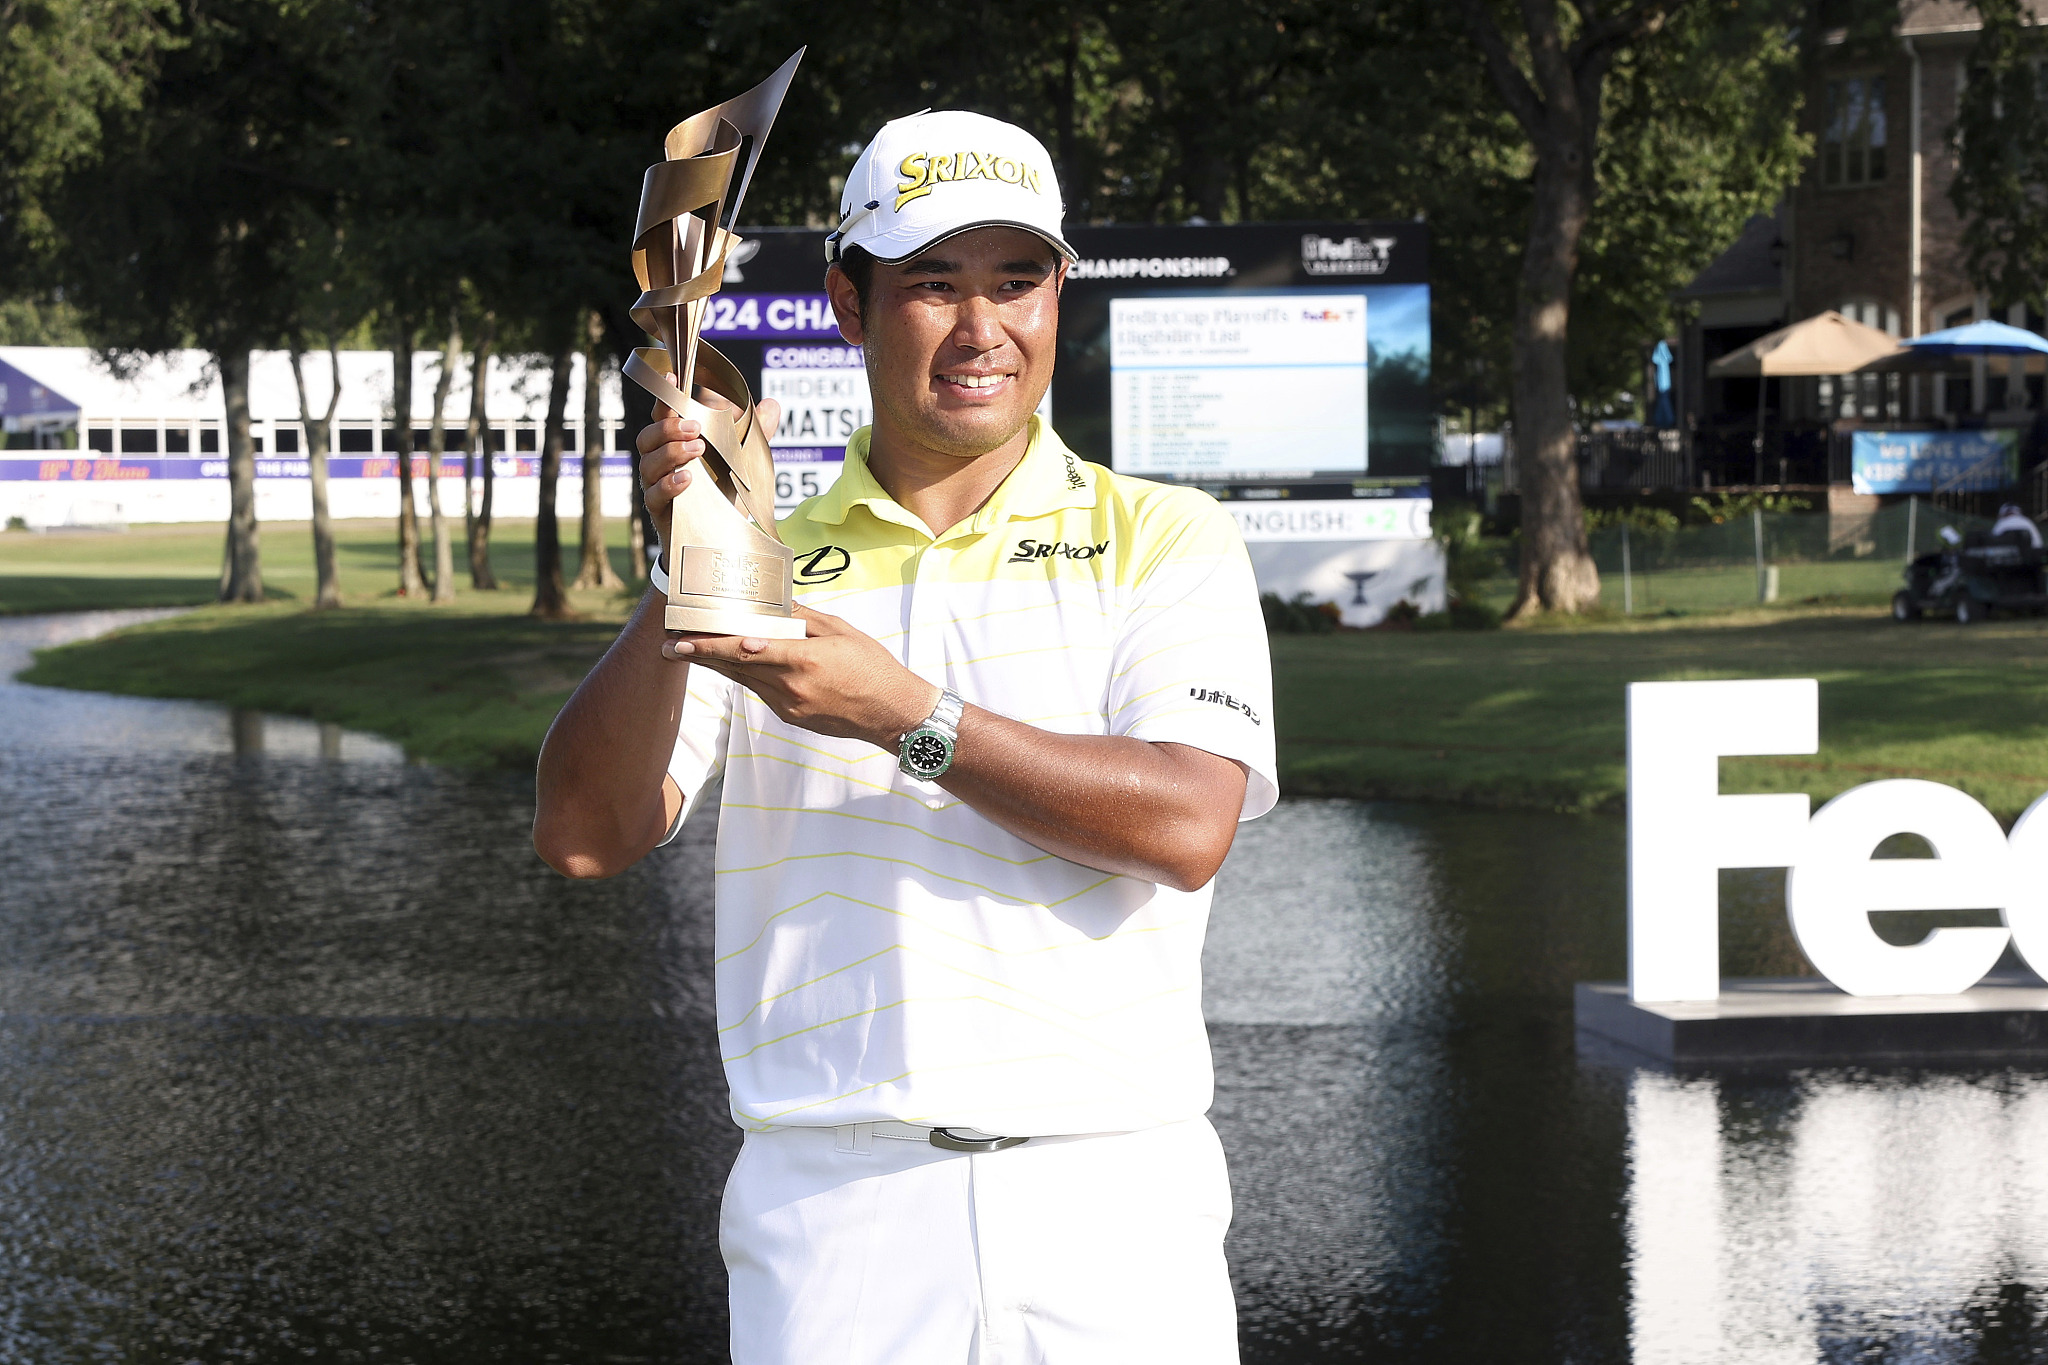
[338,427,374,453]
[1838,298,1901,336]
[1822,76,1887,186]
[200,427,220,453]
[515,427,537,451]
[119,428,158,454]
[274,426,300,453]
[87,427,112,453]
[165,427,190,453]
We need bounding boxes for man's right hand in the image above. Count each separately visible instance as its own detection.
[636,400,707,555]
[635,396,782,560]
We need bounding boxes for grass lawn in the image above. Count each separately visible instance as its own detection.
[12,522,2048,816]
[1277,609,2048,819]
[0,517,633,613]
[1471,557,1909,619]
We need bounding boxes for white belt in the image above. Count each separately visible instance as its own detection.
[830,1121,1030,1155]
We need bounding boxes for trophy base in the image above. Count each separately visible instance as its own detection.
[665,603,808,638]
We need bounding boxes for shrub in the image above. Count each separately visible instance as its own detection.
[1688,491,1812,524]
[1261,591,1341,634]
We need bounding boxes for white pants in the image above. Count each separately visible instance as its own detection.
[720,1117,1239,1365]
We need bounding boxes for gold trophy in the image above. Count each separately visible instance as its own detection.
[624,49,807,638]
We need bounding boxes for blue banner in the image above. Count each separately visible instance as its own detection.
[1850,429,2019,495]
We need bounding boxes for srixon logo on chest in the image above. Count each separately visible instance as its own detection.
[1007,538,1109,564]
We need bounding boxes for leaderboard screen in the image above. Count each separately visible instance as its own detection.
[673,219,1430,499]
[1110,293,1368,478]
[1060,222,1431,480]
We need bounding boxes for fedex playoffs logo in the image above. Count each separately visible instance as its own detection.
[1629,679,2048,1003]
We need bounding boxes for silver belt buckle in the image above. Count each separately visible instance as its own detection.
[928,1126,1029,1153]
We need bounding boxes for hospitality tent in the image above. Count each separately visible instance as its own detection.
[1707,310,1902,378]
[1707,311,1902,479]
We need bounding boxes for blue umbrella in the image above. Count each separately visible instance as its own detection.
[1902,319,2048,357]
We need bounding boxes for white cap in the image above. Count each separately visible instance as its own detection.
[826,110,1075,266]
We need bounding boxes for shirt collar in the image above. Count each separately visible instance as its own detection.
[807,416,1100,537]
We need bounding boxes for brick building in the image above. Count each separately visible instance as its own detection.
[1677,0,2048,482]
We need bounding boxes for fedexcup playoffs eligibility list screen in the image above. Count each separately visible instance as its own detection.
[1109,295,1368,479]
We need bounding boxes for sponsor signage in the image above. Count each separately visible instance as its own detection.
[0,454,636,482]
[1226,497,1428,542]
[702,222,1431,483]
[1850,428,2019,495]
[1628,678,2048,1003]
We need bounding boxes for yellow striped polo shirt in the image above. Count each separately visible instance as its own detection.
[666,417,1277,1136]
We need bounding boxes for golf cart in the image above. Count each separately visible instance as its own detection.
[1893,528,2048,623]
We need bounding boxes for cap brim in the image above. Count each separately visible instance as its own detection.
[863,220,1077,266]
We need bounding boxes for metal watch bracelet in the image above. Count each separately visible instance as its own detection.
[898,688,965,779]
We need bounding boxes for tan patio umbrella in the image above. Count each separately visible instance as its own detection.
[1708,311,1902,481]
[1707,310,1902,378]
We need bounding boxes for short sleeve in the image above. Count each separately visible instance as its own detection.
[1105,498,1278,820]
[659,669,736,845]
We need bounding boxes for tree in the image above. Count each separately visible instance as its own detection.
[572,310,622,590]
[388,319,425,596]
[530,343,575,618]
[423,309,460,602]
[288,343,344,607]
[1456,0,1690,615]
[1951,0,2048,316]
[0,0,174,293]
[463,309,500,588]
[45,0,353,603]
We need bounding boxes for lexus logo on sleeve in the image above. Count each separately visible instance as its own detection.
[793,545,851,584]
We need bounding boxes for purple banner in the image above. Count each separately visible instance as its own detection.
[0,454,642,482]
[699,293,842,339]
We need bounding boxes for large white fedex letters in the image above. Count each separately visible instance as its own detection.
[1628,680,1817,1003]
[1628,678,2046,1003]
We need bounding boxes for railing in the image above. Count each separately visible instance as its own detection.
[1577,429,1690,490]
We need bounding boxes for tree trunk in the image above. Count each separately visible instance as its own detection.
[572,318,621,590]
[1460,0,1633,618]
[1508,149,1600,616]
[530,345,575,618]
[426,312,460,603]
[626,476,647,586]
[217,347,263,603]
[392,326,425,597]
[465,311,499,589]
[290,344,344,608]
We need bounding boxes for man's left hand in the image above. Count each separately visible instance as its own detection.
[665,608,938,752]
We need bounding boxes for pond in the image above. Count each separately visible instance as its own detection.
[0,611,2043,1363]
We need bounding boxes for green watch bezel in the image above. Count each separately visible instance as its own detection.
[898,725,955,780]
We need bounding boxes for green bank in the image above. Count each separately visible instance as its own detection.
[0,517,622,613]
[12,523,2048,817]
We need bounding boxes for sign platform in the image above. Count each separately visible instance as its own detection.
[1576,973,2048,1064]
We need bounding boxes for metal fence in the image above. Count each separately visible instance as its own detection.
[1441,425,2042,503]
[1465,500,1992,618]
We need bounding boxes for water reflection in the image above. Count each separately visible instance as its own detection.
[0,610,404,762]
[2,612,2044,1361]
[1628,1070,2048,1364]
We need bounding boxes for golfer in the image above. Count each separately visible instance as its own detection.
[535,110,1276,1364]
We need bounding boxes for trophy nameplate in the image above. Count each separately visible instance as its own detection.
[623,49,807,639]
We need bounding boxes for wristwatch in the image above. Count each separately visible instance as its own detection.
[898,688,965,780]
